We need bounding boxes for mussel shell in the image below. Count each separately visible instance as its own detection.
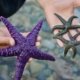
[0,0,25,18]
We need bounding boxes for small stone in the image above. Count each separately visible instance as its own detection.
[43,69,52,77]
[42,40,55,49]
[30,61,45,76]
[47,75,54,80]
[48,58,74,79]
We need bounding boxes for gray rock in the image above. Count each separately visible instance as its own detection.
[29,61,45,77]
[48,57,74,80]
[42,39,55,50]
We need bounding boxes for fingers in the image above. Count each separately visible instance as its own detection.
[0,37,11,45]
[0,32,41,48]
[0,27,10,36]
[0,27,13,48]
[0,37,14,48]
[55,29,78,47]
[35,42,41,47]
[53,29,64,47]
[54,29,77,47]
[0,37,41,48]
[9,37,15,46]
[57,39,64,47]
[56,33,70,47]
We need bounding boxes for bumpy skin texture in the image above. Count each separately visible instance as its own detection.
[52,13,80,58]
[0,17,55,80]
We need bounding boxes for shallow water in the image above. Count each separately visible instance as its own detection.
[0,0,80,80]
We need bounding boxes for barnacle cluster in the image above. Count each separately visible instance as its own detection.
[52,13,80,58]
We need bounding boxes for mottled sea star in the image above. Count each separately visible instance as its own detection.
[52,13,80,58]
[0,16,55,80]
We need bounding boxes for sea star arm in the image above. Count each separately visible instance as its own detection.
[52,26,67,37]
[67,16,78,26]
[72,46,77,58]
[14,56,29,80]
[74,41,80,46]
[68,31,74,40]
[64,45,77,58]
[0,16,24,44]
[53,14,79,36]
[30,47,55,61]
[0,46,19,57]
[52,25,65,32]
[68,30,80,44]
[54,13,66,25]
[64,45,71,57]
[73,25,80,28]
[53,36,69,44]
[69,25,80,29]
[56,28,67,36]
[26,19,44,46]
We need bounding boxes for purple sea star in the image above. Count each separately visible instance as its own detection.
[52,13,80,58]
[0,16,55,80]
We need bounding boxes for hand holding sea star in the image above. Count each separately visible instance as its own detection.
[0,16,55,80]
[52,13,80,37]
[52,13,80,58]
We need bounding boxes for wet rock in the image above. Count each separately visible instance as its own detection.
[42,39,55,50]
[47,75,54,80]
[37,68,53,80]
[48,57,74,80]
[29,61,45,77]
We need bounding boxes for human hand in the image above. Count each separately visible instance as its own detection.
[38,0,80,47]
[0,27,41,48]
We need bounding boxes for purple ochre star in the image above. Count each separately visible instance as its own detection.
[0,16,55,80]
